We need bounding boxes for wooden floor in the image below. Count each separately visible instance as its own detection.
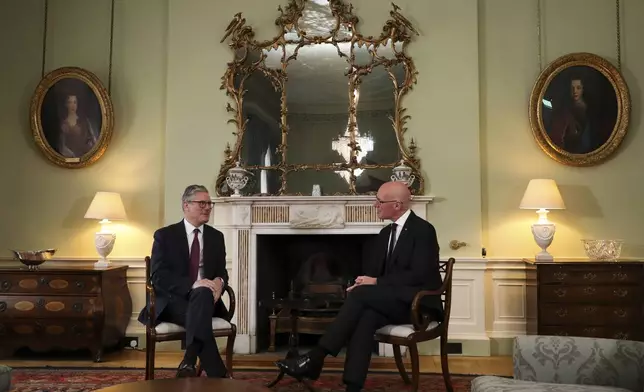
[2,349,512,377]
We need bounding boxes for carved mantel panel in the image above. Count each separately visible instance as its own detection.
[289,205,345,228]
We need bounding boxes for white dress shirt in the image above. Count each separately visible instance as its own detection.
[184,219,225,289]
[388,209,411,253]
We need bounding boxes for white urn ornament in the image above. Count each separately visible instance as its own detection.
[530,223,556,261]
[226,161,250,197]
[391,160,416,187]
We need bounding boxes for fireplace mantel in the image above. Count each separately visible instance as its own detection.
[212,195,434,228]
[210,194,434,354]
[213,195,434,203]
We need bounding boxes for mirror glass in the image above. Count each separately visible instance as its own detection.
[218,0,422,196]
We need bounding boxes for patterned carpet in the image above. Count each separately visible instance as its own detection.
[9,368,475,391]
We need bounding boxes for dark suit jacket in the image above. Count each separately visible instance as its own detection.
[138,220,230,325]
[363,210,444,320]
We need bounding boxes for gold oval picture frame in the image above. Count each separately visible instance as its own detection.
[529,52,630,166]
[30,67,114,168]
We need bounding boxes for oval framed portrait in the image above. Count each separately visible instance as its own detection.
[529,52,630,166]
[30,67,114,168]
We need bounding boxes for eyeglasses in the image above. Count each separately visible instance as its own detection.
[187,200,215,208]
[375,197,399,205]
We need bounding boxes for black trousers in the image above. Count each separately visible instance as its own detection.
[158,287,226,377]
[318,285,410,387]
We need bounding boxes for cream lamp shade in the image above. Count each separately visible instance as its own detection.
[519,179,565,262]
[519,179,566,213]
[84,192,127,269]
[84,192,127,222]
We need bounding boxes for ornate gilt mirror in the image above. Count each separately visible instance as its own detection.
[216,0,423,196]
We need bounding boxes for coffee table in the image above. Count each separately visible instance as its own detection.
[94,378,270,392]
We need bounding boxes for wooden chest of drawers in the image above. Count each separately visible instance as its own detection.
[0,266,132,361]
[525,260,644,341]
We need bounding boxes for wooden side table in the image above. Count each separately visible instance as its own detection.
[0,265,132,361]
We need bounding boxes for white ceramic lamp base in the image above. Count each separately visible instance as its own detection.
[94,232,116,269]
[531,222,555,261]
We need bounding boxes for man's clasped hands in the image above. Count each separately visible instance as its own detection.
[346,275,377,292]
[193,278,224,302]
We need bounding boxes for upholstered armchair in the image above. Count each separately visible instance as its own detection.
[471,335,644,392]
[143,256,237,380]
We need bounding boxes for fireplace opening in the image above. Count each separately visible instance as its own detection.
[256,234,377,352]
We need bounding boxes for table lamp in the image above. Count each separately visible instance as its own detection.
[519,179,566,261]
[84,192,127,268]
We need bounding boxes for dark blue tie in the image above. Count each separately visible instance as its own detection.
[385,223,398,271]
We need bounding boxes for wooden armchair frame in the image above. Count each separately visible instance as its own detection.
[374,257,455,392]
[143,256,237,380]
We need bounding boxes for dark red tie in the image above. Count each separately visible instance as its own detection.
[189,228,200,282]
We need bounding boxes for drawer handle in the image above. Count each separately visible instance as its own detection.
[72,325,82,336]
[583,272,597,280]
[583,327,597,335]
[36,298,45,308]
[584,306,596,314]
[554,288,567,297]
[583,287,596,295]
[613,289,628,297]
[0,302,6,312]
[614,309,627,318]
[556,308,568,317]
[554,272,567,281]
[75,281,85,289]
[555,289,566,298]
[39,277,49,285]
[72,303,83,312]
[0,281,10,291]
[613,272,628,281]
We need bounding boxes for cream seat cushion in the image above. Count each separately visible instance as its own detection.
[375,321,439,338]
[155,317,231,334]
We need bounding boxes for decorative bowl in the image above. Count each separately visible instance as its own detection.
[10,248,56,270]
[581,240,623,261]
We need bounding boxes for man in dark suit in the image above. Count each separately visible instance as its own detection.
[276,181,443,392]
[138,184,229,378]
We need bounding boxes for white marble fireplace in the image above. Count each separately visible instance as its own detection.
[211,195,433,355]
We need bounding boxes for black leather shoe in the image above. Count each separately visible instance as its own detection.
[176,362,197,378]
[275,354,322,381]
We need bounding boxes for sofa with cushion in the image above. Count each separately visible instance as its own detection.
[471,335,644,392]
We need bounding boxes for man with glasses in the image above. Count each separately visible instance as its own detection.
[276,181,443,392]
[138,185,229,378]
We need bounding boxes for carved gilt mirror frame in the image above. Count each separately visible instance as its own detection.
[216,0,423,196]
